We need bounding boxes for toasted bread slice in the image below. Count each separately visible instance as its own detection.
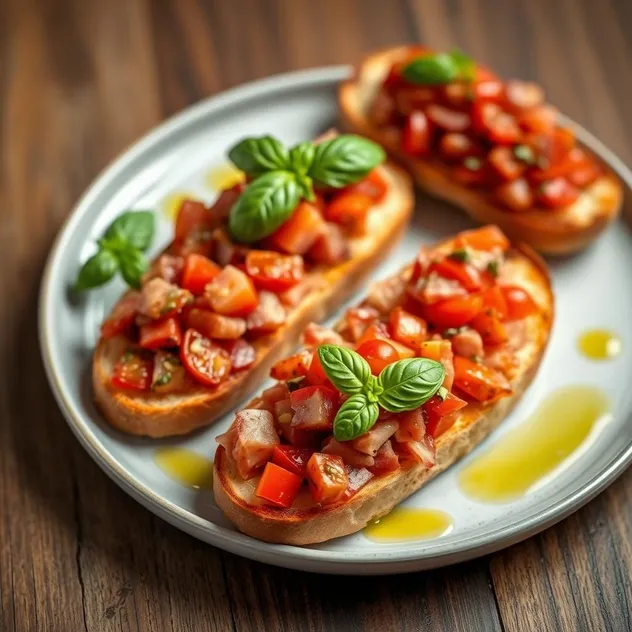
[213,241,553,544]
[93,163,414,438]
[338,46,622,255]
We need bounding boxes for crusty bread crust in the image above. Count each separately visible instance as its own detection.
[213,243,554,545]
[338,46,623,255]
[93,163,414,438]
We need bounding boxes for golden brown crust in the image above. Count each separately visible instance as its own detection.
[92,163,414,438]
[213,241,554,545]
[337,46,623,255]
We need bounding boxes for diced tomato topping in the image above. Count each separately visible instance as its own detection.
[424,392,468,438]
[307,222,349,265]
[567,162,600,188]
[368,440,400,475]
[453,355,512,403]
[281,425,323,450]
[255,462,303,508]
[505,80,544,110]
[430,257,482,292]
[500,286,539,320]
[453,225,510,253]
[185,308,246,340]
[245,251,303,293]
[451,328,484,359]
[272,445,314,478]
[388,307,427,350]
[420,340,455,391]
[174,199,211,243]
[269,201,326,254]
[394,409,426,442]
[270,349,313,381]
[305,352,332,387]
[344,169,389,202]
[205,265,258,316]
[290,385,340,431]
[402,111,431,156]
[472,101,521,144]
[426,104,471,132]
[343,306,380,341]
[356,339,400,375]
[211,182,247,221]
[518,104,558,135]
[481,286,508,319]
[423,293,484,329]
[488,146,525,181]
[495,178,534,212]
[101,293,140,340]
[325,191,373,227]
[452,159,489,187]
[112,349,153,391]
[306,453,348,504]
[302,323,345,347]
[180,254,221,295]
[223,338,256,371]
[139,278,192,320]
[139,317,182,350]
[536,178,579,208]
[471,310,507,346]
[438,133,481,161]
[246,291,286,336]
[151,350,188,393]
[180,329,231,387]
[473,78,504,102]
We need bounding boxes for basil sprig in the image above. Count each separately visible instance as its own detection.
[74,211,155,292]
[226,133,385,243]
[317,345,445,441]
[402,49,475,85]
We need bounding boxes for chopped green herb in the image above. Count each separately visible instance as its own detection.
[448,248,471,263]
[487,260,500,278]
[153,372,172,388]
[443,327,462,338]
[463,156,482,171]
[471,354,484,364]
[513,144,535,165]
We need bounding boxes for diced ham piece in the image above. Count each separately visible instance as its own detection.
[451,328,484,359]
[394,409,426,443]
[139,278,192,320]
[366,275,408,314]
[216,409,279,479]
[410,271,467,305]
[394,435,436,468]
[342,306,381,341]
[308,223,349,265]
[290,385,339,431]
[261,382,291,410]
[368,440,400,475]
[211,227,249,266]
[142,254,184,285]
[302,323,345,347]
[246,291,286,336]
[344,466,375,498]
[350,420,400,456]
[322,438,376,468]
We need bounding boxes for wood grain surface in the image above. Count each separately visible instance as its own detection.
[1,0,631,630]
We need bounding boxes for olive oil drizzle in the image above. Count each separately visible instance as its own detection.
[364,508,453,542]
[154,448,214,490]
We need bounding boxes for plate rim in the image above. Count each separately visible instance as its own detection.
[39,64,632,574]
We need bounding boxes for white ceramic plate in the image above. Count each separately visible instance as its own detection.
[40,67,632,574]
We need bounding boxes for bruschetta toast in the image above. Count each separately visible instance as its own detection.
[214,225,553,544]
[339,46,622,255]
[92,133,414,437]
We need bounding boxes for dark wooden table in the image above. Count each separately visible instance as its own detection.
[2,0,631,630]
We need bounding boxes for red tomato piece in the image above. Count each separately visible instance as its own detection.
[269,201,326,255]
[420,340,455,391]
[356,322,390,346]
[536,178,580,209]
[481,286,508,319]
[423,294,484,329]
[180,254,221,295]
[453,356,512,403]
[305,352,332,387]
[139,317,182,350]
[307,222,349,265]
[290,385,340,431]
[223,338,256,371]
[473,79,504,102]
[356,339,400,375]
[567,161,601,188]
[368,440,401,475]
[438,133,481,161]
[180,329,232,387]
[272,445,314,478]
[453,225,511,253]
[495,178,534,212]
[270,349,313,381]
[388,307,427,350]
[472,102,521,144]
[394,409,426,442]
[174,199,211,243]
[111,349,153,391]
[518,104,558,135]
[325,191,374,226]
[500,286,539,320]
[185,308,246,340]
[452,159,489,187]
[255,462,303,508]
[205,265,258,316]
[470,310,508,346]
[401,110,431,156]
[343,169,389,202]
[307,453,348,504]
[426,104,471,132]
[430,257,482,292]
[245,251,304,293]
[424,392,468,438]
[505,80,544,110]
[100,293,140,340]
[344,306,380,341]
[488,146,525,181]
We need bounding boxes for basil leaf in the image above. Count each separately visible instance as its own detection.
[228,136,290,175]
[118,248,148,289]
[318,345,371,395]
[402,53,459,85]
[104,211,155,251]
[74,249,119,292]
[377,358,445,412]
[450,48,476,82]
[289,141,315,175]
[333,393,379,441]
[308,134,385,188]
[228,171,301,243]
